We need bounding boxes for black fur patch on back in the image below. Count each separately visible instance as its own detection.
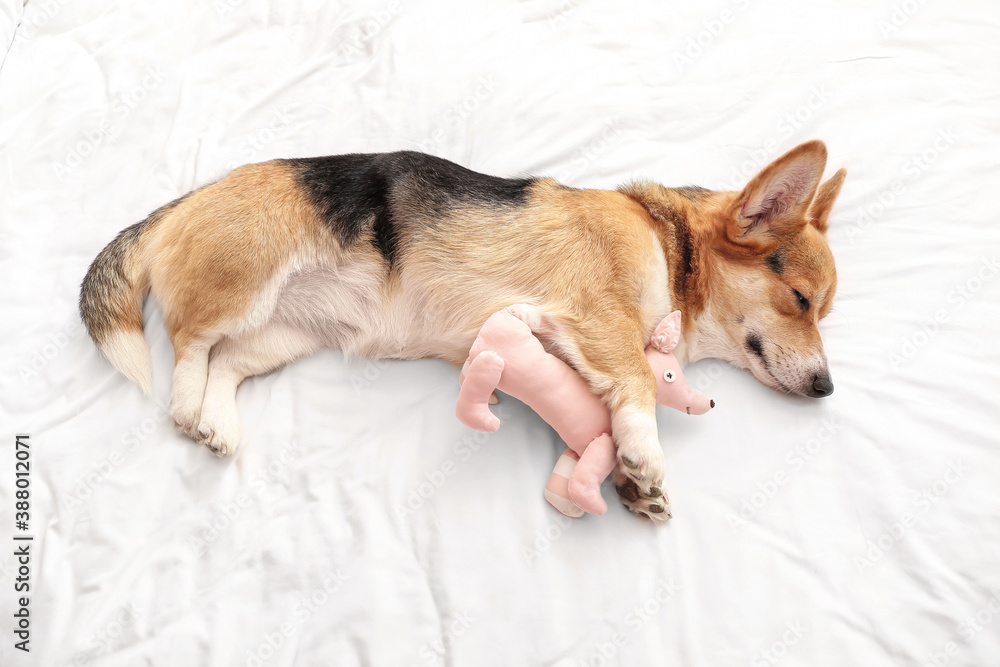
[289,152,535,267]
[386,151,535,212]
[290,154,395,260]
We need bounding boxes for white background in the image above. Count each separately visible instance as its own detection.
[1,1,999,665]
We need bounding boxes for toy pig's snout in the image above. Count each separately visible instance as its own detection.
[684,393,715,416]
[649,351,714,416]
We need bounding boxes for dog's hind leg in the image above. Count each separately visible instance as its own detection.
[168,332,221,439]
[196,322,322,457]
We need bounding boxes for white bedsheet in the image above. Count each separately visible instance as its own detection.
[2,1,999,665]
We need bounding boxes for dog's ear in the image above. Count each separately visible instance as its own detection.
[726,140,827,253]
[807,168,846,234]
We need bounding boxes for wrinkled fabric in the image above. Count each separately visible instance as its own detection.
[1,1,999,665]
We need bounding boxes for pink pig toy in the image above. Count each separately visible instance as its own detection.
[456,307,712,520]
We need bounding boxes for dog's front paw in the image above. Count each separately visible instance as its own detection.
[612,406,668,521]
[614,465,671,522]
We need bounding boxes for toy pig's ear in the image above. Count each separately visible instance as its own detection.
[650,311,682,352]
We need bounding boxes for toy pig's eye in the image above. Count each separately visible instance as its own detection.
[663,370,676,383]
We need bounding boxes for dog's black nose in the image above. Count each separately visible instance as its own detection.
[810,373,834,397]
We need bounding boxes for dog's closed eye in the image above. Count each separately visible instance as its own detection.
[793,289,810,311]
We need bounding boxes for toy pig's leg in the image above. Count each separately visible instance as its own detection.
[455,351,505,431]
[459,359,498,405]
[544,449,585,518]
[567,433,617,515]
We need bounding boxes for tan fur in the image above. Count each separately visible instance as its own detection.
[144,162,339,357]
[379,180,673,451]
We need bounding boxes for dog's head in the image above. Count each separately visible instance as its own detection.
[702,141,845,398]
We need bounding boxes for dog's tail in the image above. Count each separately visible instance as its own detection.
[79,206,168,395]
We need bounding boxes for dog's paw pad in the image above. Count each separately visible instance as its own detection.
[615,478,641,502]
[620,495,672,522]
[615,472,671,522]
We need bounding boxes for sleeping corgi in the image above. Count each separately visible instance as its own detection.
[80,140,845,519]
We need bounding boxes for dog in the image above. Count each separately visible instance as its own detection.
[79,140,845,520]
